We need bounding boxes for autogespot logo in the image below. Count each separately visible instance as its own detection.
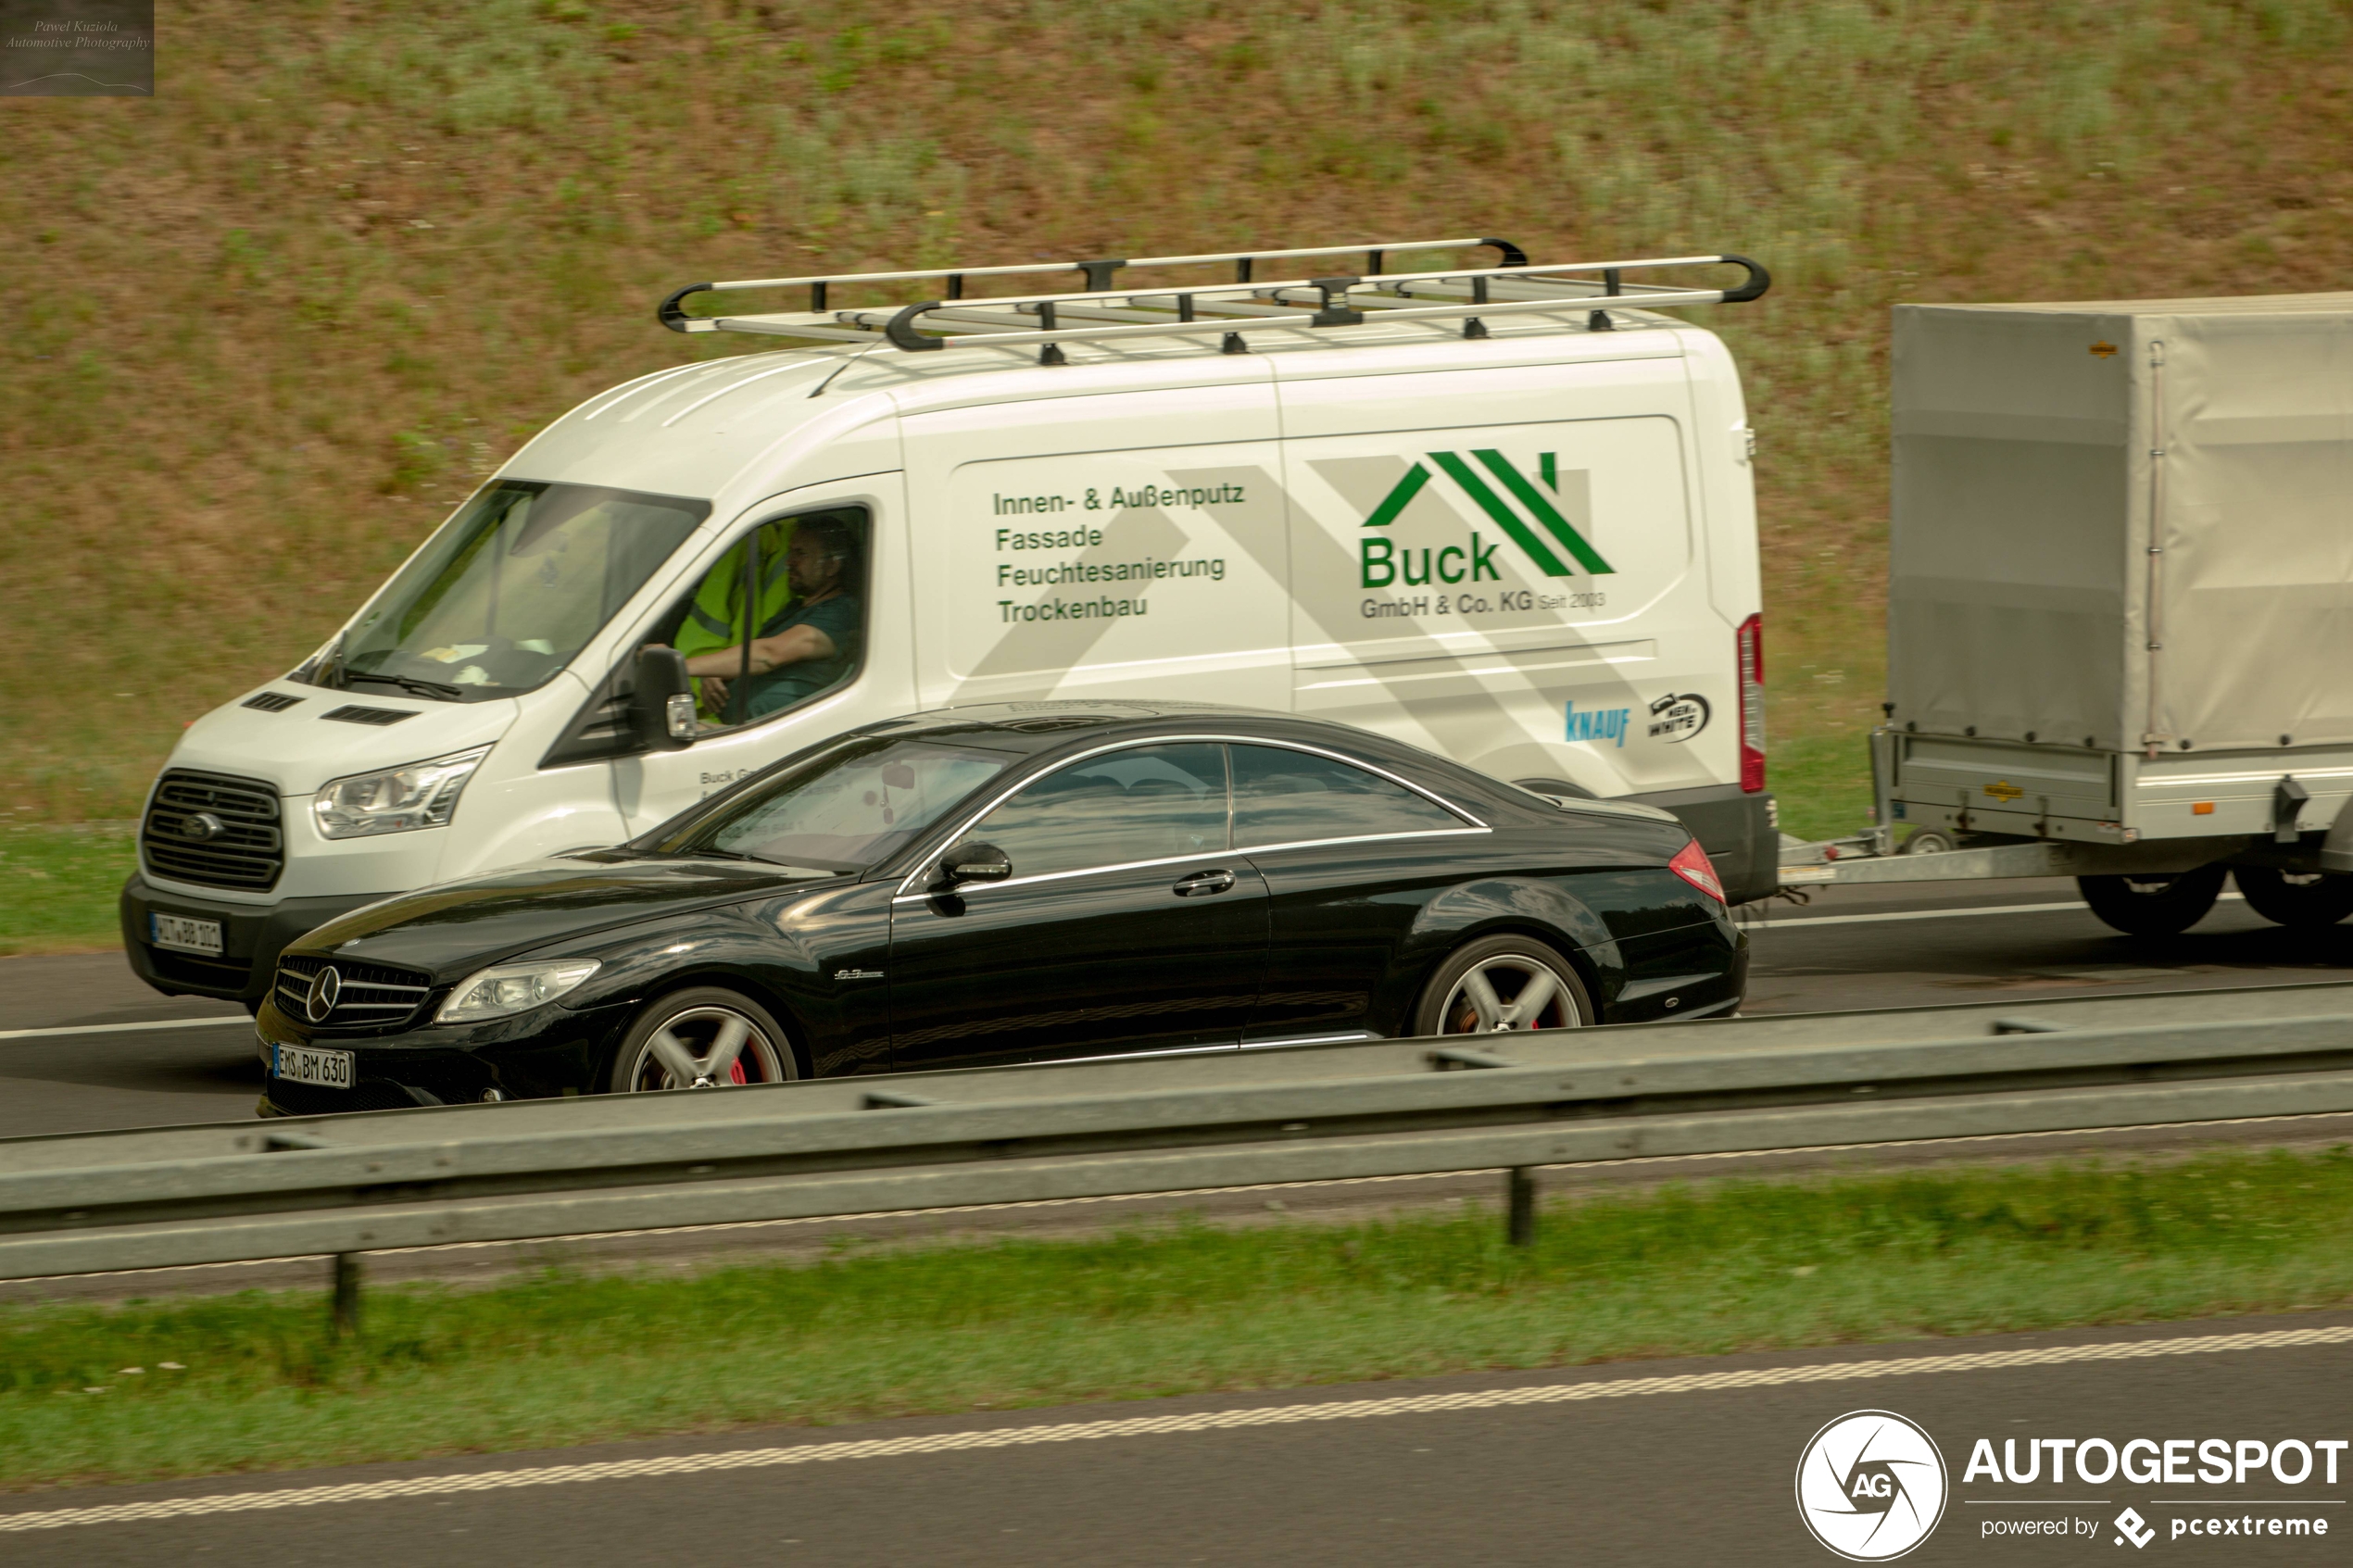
[1797,1411,1950,1561]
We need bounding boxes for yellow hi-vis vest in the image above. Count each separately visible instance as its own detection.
[675,519,796,717]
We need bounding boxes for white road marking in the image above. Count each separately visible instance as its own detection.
[1748,891,2246,930]
[0,1016,250,1042]
[8,1324,2349,1532]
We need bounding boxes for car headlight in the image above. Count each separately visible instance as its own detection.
[435,959,601,1023]
[313,746,491,840]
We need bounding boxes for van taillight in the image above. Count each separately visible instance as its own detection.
[1668,838,1726,902]
[1737,612,1766,794]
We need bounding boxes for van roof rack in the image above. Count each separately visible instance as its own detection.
[656,237,1768,362]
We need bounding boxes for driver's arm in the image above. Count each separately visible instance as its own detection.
[675,626,833,678]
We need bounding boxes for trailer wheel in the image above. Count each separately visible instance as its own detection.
[2076,866,2226,936]
[2233,866,2353,929]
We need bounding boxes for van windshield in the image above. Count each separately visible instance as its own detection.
[318,483,710,702]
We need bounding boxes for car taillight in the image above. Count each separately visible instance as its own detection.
[1668,838,1726,903]
[1737,611,1766,794]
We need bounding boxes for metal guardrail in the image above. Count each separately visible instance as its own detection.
[6,983,2353,1302]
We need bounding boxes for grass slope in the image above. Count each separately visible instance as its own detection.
[6,1148,2352,1491]
[0,825,135,955]
[1,2,2350,822]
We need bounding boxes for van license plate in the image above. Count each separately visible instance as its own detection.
[150,913,224,955]
[272,1044,354,1089]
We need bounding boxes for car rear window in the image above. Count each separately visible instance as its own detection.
[1229,745,1465,848]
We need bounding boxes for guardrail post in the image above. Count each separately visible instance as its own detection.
[1506,1167,1536,1247]
[331,1252,362,1338]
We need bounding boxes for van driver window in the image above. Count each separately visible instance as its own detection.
[650,508,868,729]
[975,744,1231,881]
[1229,745,1465,848]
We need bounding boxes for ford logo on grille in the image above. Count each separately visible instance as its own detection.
[179,811,226,843]
[305,966,343,1023]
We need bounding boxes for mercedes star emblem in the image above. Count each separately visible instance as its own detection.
[305,966,342,1023]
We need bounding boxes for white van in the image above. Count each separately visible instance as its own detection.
[123,237,1778,1009]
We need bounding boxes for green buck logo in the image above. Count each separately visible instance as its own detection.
[1360,450,1614,588]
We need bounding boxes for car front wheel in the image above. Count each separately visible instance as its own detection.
[1412,935,1592,1036]
[608,986,798,1093]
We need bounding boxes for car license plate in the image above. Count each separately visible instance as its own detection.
[272,1043,354,1089]
[150,912,224,956]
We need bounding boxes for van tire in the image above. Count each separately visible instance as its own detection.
[2076,867,2227,937]
[2233,866,2353,929]
[1412,935,1592,1036]
[608,986,799,1093]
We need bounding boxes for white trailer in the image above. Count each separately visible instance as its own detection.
[1787,291,2353,934]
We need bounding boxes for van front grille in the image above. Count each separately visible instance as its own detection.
[142,771,284,892]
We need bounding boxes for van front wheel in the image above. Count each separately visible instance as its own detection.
[2233,866,2353,929]
[608,987,798,1093]
[2076,867,2226,937]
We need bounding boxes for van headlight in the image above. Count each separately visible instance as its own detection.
[313,746,491,839]
[436,959,601,1023]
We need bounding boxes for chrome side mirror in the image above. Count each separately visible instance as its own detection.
[937,840,1012,888]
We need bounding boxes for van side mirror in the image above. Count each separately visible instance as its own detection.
[632,646,695,752]
[936,840,1012,888]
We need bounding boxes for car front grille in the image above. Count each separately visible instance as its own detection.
[274,953,435,1031]
[142,770,285,891]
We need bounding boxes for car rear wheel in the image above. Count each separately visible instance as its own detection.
[2076,866,2227,936]
[1412,935,1591,1036]
[2233,866,2353,928]
[608,986,797,1093]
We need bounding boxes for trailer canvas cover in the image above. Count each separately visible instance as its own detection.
[1889,294,2353,755]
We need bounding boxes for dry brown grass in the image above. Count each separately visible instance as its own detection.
[2,0,2349,819]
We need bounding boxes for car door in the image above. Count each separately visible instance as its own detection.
[887,742,1268,1070]
[1227,742,1491,1043]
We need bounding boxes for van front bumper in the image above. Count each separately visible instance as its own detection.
[121,875,385,1010]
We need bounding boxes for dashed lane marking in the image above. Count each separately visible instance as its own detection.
[0,1016,251,1042]
[7,1324,2351,1531]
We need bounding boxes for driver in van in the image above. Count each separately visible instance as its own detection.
[673,514,862,721]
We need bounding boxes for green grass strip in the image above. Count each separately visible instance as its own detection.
[0,826,133,955]
[6,1147,2353,1492]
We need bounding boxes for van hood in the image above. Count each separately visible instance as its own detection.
[290,855,840,978]
[167,683,530,798]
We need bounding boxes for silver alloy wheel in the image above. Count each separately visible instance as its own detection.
[622,1004,786,1091]
[1435,953,1581,1035]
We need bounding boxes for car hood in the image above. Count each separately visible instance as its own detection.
[291,856,841,978]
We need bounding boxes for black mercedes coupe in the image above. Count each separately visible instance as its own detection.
[256,703,1746,1113]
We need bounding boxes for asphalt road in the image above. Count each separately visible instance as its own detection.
[8,1307,2349,1565]
[8,875,2350,1145]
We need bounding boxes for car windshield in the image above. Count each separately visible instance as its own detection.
[651,734,1024,872]
[319,482,710,702]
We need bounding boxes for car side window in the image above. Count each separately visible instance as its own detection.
[1229,745,1466,849]
[974,743,1230,881]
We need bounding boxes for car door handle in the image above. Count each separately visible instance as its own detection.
[1172,870,1237,897]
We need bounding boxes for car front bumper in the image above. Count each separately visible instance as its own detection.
[253,996,637,1116]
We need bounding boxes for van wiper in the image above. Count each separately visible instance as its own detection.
[342,670,467,701]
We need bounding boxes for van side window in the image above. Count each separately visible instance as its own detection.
[653,508,869,731]
[975,744,1229,880]
[1229,745,1464,848]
